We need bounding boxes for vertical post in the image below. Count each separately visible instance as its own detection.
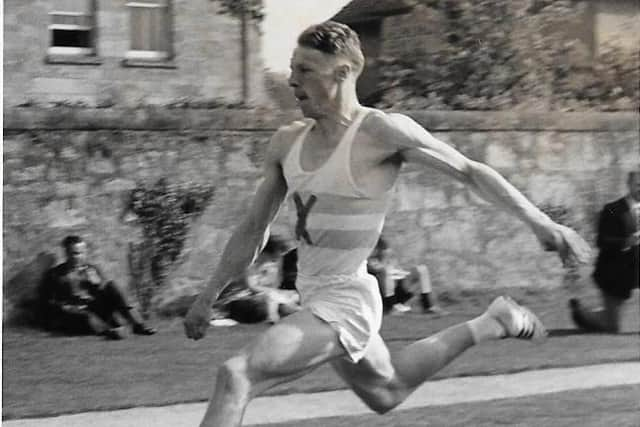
[240,1,249,104]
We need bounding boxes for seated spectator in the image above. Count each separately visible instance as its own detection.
[279,247,298,291]
[211,235,300,325]
[41,235,156,340]
[367,236,446,315]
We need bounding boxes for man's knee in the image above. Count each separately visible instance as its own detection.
[361,385,406,414]
[218,352,284,400]
[345,371,408,414]
[103,281,127,300]
[217,355,251,395]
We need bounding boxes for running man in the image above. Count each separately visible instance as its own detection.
[184,21,591,427]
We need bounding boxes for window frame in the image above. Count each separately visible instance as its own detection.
[124,0,173,63]
[47,4,96,58]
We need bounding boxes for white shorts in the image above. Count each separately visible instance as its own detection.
[296,271,383,363]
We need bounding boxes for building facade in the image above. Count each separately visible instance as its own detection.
[3,0,266,108]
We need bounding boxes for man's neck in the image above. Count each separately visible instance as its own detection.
[312,82,362,136]
[314,102,362,139]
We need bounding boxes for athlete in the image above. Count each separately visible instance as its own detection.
[184,21,591,427]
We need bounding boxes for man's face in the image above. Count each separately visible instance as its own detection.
[628,172,640,201]
[289,46,343,118]
[66,242,88,267]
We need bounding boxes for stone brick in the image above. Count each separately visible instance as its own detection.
[9,164,46,183]
[102,178,137,193]
[43,198,88,228]
[526,174,580,207]
[2,137,23,155]
[59,145,83,161]
[534,132,571,171]
[486,142,518,170]
[54,182,89,198]
[87,154,117,175]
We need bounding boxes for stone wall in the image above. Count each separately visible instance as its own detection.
[3,0,266,108]
[3,107,638,321]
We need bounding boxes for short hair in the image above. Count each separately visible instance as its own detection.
[61,235,84,249]
[628,170,639,181]
[297,21,365,74]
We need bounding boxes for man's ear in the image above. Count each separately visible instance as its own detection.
[334,64,350,82]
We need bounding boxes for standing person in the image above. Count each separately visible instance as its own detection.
[184,21,590,427]
[570,170,640,332]
[41,235,156,340]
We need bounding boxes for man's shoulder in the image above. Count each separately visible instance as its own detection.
[276,119,311,138]
[602,197,630,216]
[606,197,629,210]
[269,119,311,159]
[49,262,69,273]
[46,262,70,280]
[361,109,422,138]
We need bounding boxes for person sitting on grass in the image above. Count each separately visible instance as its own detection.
[40,235,156,340]
[211,235,301,325]
[368,236,446,315]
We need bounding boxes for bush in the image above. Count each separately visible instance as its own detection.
[126,179,215,317]
[374,0,639,111]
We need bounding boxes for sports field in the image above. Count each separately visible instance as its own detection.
[3,286,639,426]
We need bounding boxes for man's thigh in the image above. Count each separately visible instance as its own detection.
[243,309,347,382]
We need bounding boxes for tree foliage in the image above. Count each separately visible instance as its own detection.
[214,0,264,21]
[374,0,638,111]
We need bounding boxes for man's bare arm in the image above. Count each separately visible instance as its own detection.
[184,132,289,339]
[198,168,287,305]
[378,113,591,264]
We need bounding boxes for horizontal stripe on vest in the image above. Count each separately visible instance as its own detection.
[306,228,382,251]
[289,191,389,215]
[297,246,373,276]
[306,213,385,231]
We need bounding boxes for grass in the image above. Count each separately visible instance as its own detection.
[261,385,640,427]
[3,286,639,421]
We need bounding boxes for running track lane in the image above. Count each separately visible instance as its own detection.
[5,362,640,427]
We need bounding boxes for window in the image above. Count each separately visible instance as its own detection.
[126,0,172,62]
[48,0,96,56]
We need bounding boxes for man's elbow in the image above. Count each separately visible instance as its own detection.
[462,160,489,186]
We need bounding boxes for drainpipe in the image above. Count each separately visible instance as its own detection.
[240,3,249,104]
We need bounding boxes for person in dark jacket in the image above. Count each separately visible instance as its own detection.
[41,235,156,339]
[570,170,640,332]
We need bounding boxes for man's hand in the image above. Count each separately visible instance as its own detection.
[62,304,88,316]
[534,222,592,266]
[184,296,213,340]
[621,231,640,251]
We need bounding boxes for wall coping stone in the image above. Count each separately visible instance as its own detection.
[3,107,638,132]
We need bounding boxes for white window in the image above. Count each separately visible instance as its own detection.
[48,0,96,56]
[126,0,172,61]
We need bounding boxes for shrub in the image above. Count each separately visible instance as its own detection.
[126,179,215,317]
[374,0,639,111]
